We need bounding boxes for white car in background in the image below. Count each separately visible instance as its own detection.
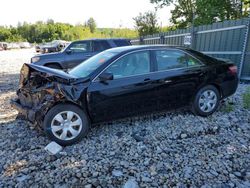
[7,43,20,49]
[19,42,31,48]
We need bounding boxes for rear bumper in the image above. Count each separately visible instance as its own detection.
[10,98,36,123]
[220,76,238,99]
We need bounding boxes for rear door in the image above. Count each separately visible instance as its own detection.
[151,49,206,110]
[64,41,92,68]
[87,50,158,122]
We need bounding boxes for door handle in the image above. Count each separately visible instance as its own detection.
[164,80,172,83]
[143,78,151,83]
[199,71,206,77]
[136,78,151,86]
[159,79,172,83]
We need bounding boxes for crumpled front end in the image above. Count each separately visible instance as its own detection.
[11,63,88,129]
[11,84,60,127]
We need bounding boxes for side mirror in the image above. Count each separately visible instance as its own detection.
[99,72,113,82]
[66,49,72,54]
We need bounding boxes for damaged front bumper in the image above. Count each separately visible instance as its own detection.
[10,90,56,128]
[10,98,36,122]
[11,63,88,128]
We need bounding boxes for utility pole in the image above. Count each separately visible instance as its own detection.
[191,10,196,49]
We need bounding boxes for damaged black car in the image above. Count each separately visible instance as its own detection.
[11,45,238,145]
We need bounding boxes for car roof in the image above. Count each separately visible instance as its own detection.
[105,45,187,53]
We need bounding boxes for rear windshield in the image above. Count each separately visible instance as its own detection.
[186,49,217,62]
[69,51,118,78]
[113,40,131,47]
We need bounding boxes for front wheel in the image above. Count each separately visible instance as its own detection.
[191,85,220,116]
[43,104,90,146]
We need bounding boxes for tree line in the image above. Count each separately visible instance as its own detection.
[0,0,249,42]
[0,18,138,43]
[134,0,250,36]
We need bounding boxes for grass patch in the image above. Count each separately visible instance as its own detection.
[221,103,234,113]
[243,87,250,109]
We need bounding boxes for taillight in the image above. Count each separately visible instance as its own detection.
[228,65,237,74]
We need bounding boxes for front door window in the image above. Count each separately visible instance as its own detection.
[104,51,150,79]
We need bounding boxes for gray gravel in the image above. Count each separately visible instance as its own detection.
[0,49,250,187]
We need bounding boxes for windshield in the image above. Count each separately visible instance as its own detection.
[69,51,118,78]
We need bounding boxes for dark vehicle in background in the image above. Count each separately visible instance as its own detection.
[0,42,8,51]
[35,44,43,53]
[35,40,68,54]
[31,39,131,69]
[11,45,238,145]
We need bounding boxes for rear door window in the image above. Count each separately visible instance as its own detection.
[154,50,202,71]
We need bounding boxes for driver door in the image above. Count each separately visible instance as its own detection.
[87,50,158,122]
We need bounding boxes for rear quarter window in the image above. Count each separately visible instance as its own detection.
[154,50,202,71]
[186,49,218,63]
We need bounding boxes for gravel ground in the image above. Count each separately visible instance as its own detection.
[0,49,250,187]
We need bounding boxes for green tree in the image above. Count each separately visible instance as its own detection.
[195,0,247,25]
[86,17,97,33]
[47,19,55,24]
[171,0,195,28]
[0,21,138,43]
[242,0,250,17]
[133,11,159,36]
[0,27,12,41]
[151,0,250,28]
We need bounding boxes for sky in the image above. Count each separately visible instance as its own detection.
[0,0,173,28]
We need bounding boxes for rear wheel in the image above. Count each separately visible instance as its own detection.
[43,104,90,146]
[191,85,220,116]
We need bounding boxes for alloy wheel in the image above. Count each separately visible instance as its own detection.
[51,111,83,141]
[198,90,218,113]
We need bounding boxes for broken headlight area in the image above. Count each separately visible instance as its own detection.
[11,63,88,130]
[11,63,81,129]
[12,83,64,128]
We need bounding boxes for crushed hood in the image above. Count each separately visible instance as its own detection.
[29,63,75,79]
[19,63,89,102]
[19,63,77,87]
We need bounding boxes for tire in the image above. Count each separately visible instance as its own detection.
[45,64,62,69]
[191,85,220,117]
[43,103,90,146]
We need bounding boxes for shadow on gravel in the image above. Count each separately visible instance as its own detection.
[0,73,20,93]
[0,73,20,118]
[0,118,16,126]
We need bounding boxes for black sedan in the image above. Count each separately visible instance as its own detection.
[11,45,238,145]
